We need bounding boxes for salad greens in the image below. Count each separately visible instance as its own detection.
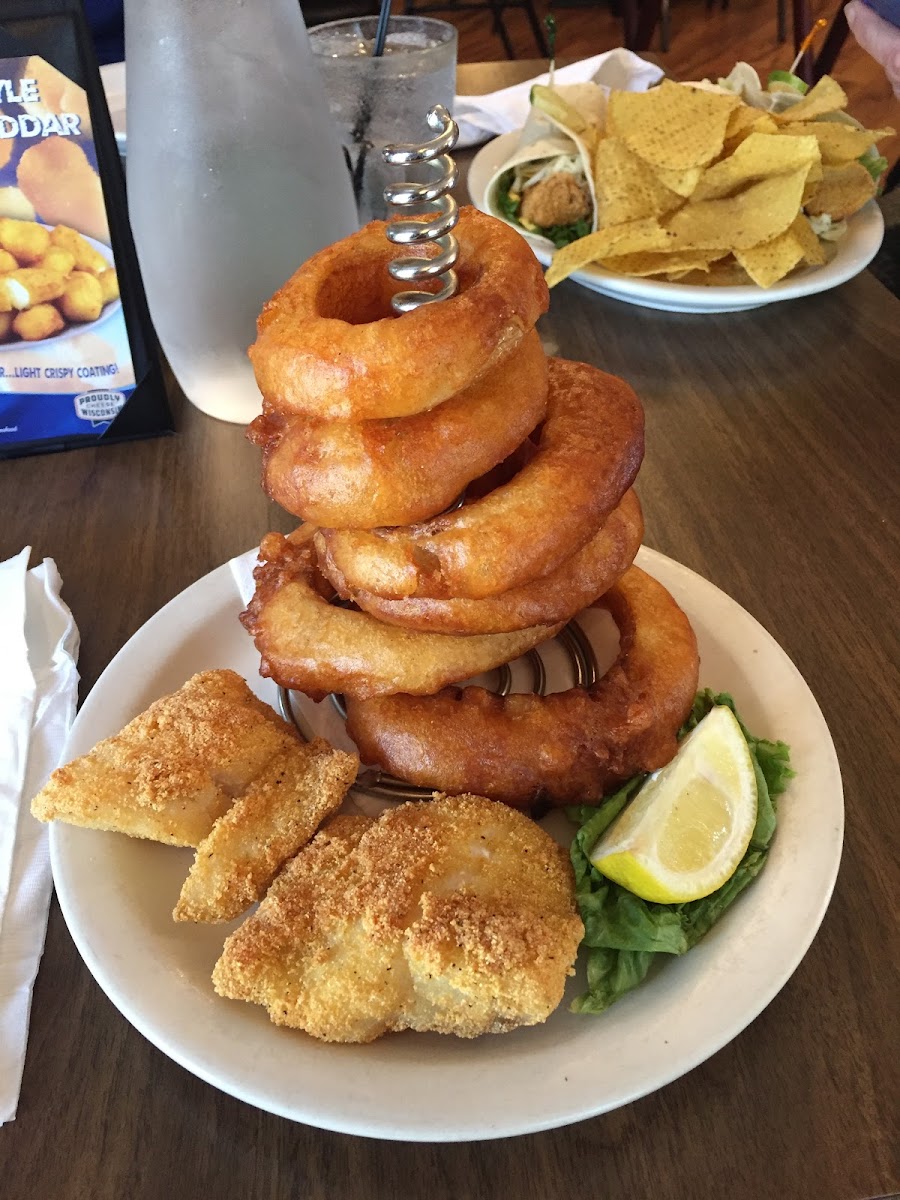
[859,149,889,185]
[568,690,794,1014]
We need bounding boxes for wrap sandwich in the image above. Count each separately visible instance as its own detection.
[487,82,607,248]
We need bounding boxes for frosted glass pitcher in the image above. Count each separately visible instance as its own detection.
[124,0,358,424]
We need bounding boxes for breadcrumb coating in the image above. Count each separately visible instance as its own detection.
[212,794,584,1042]
[32,670,310,847]
[173,737,358,923]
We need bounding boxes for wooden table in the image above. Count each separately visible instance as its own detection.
[2,62,899,1200]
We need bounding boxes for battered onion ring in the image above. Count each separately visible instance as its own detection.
[344,566,700,808]
[240,530,565,702]
[247,330,549,529]
[248,208,549,422]
[316,358,644,601]
[321,490,644,634]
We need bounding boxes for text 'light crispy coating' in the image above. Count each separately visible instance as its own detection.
[345,567,699,808]
[212,794,584,1042]
[31,670,307,846]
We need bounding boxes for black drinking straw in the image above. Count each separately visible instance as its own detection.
[350,0,393,205]
[373,0,391,55]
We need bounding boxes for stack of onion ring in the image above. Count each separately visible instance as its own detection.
[243,206,700,809]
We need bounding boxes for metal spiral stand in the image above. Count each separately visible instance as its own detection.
[382,103,460,313]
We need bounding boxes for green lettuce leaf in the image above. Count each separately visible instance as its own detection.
[567,691,793,1014]
[859,150,889,185]
[540,216,592,248]
[495,170,520,223]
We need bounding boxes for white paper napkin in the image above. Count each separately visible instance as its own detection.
[454,48,664,148]
[231,548,258,607]
[0,548,79,1125]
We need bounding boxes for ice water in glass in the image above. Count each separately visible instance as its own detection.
[309,17,458,225]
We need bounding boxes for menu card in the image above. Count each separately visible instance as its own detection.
[0,0,171,458]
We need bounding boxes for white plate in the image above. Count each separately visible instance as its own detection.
[50,546,843,1141]
[468,130,885,313]
[99,61,126,155]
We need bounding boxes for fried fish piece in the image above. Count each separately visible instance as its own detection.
[173,737,358,923]
[32,670,307,846]
[212,794,584,1042]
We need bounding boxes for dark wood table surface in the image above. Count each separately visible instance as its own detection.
[2,61,899,1200]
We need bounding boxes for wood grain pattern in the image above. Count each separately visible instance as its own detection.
[0,63,898,1200]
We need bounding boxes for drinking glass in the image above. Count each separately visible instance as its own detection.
[309,17,458,224]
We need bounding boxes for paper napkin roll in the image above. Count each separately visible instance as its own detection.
[453,48,664,148]
[0,548,80,1125]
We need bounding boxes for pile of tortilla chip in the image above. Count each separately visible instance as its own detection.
[544,75,894,290]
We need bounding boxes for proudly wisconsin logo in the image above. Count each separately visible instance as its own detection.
[74,390,126,426]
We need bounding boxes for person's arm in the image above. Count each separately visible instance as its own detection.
[845,0,900,97]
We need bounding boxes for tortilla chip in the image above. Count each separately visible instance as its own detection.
[725,102,761,140]
[608,78,740,171]
[593,136,684,225]
[734,229,805,287]
[653,165,703,197]
[675,260,753,286]
[775,75,847,123]
[804,161,876,219]
[788,213,826,265]
[692,133,820,202]
[598,248,728,277]
[722,112,780,156]
[663,167,810,250]
[545,218,673,287]
[777,120,895,165]
[805,157,825,185]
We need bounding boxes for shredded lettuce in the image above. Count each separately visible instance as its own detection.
[495,170,520,223]
[859,150,889,186]
[568,690,794,1014]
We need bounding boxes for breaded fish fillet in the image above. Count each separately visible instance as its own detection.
[212,794,584,1042]
[32,670,313,846]
[173,737,358,923]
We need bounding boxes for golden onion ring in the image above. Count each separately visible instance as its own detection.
[248,208,549,422]
[321,490,644,634]
[248,330,548,529]
[344,566,700,807]
[316,358,645,600]
[240,529,564,701]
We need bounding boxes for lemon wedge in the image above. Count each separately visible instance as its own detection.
[589,706,758,904]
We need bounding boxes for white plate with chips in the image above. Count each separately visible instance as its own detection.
[468,130,885,313]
